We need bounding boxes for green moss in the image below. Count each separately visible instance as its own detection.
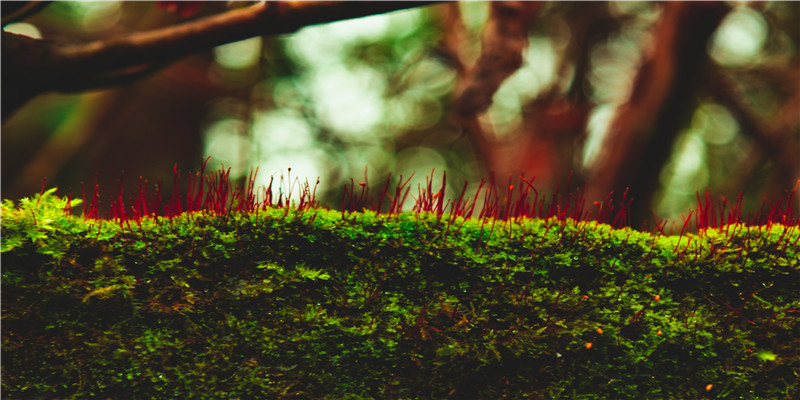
[2,192,798,399]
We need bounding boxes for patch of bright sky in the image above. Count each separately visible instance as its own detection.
[236,6,448,194]
[710,6,768,67]
[3,22,42,39]
[485,37,558,137]
[250,108,333,198]
[307,64,387,139]
[215,37,263,70]
[287,7,422,67]
[284,9,427,140]
[253,109,314,152]
[229,22,407,194]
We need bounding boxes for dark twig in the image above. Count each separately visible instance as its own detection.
[2,1,442,120]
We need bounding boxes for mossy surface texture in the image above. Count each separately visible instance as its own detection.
[2,192,799,399]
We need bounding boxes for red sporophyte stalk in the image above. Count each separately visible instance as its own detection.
[63,188,73,216]
[62,161,798,242]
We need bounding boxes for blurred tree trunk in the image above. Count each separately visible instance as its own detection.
[585,1,731,228]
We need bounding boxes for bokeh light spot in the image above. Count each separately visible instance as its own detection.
[582,104,616,168]
[256,149,328,203]
[672,133,706,178]
[308,65,386,139]
[711,7,768,67]
[287,9,401,67]
[691,103,739,146]
[657,132,711,220]
[253,109,315,152]
[485,38,557,136]
[403,58,457,96]
[4,22,42,39]
[214,37,263,70]
[272,79,307,110]
[459,1,489,33]
[204,118,252,176]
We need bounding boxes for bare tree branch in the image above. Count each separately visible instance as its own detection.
[456,1,541,118]
[433,2,496,172]
[2,1,441,120]
[442,1,542,178]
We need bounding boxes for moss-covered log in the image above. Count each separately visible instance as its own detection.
[2,191,798,399]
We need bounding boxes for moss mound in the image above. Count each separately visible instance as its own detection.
[2,191,798,399]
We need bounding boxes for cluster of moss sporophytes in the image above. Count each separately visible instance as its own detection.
[2,167,798,399]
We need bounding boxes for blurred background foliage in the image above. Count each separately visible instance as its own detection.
[2,1,798,229]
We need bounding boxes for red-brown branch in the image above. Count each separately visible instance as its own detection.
[2,1,442,120]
